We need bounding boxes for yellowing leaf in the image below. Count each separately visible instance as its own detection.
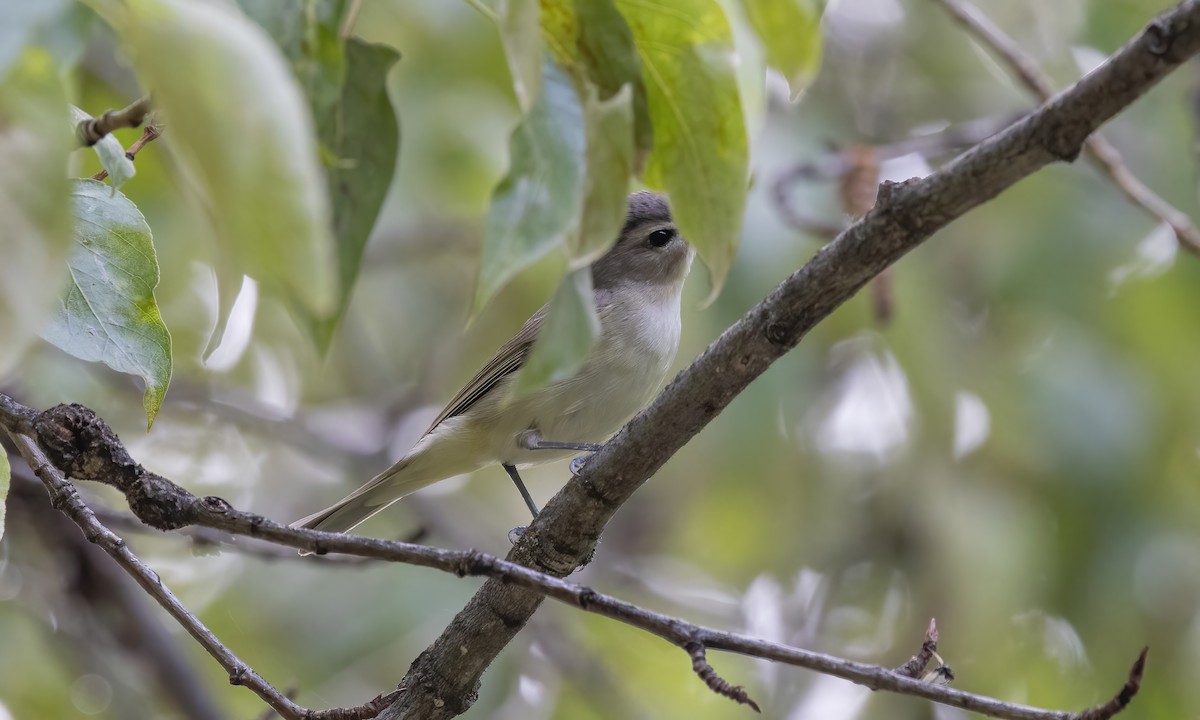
[741,0,823,100]
[0,49,74,380]
[43,180,173,428]
[474,63,585,312]
[540,0,652,166]
[615,0,749,300]
[112,0,338,338]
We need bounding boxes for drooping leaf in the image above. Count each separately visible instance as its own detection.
[499,0,543,113]
[540,0,651,167]
[474,62,585,312]
[741,0,823,101]
[234,1,400,347]
[615,0,749,300]
[567,82,633,268]
[0,49,74,380]
[70,104,135,189]
[110,0,338,345]
[43,180,173,429]
[513,268,599,396]
[0,448,9,543]
[312,38,400,346]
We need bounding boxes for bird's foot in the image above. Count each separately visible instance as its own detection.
[508,526,527,545]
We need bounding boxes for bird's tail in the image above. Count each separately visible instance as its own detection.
[290,457,428,536]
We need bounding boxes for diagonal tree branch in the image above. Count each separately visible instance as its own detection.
[75,95,152,146]
[0,397,1151,720]
[373,3,1200,716]
[934,0,1200,255]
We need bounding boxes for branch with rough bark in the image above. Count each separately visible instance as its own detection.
[0,396,1151,720]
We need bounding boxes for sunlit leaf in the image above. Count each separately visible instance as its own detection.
[615,0,749,300]
[0,49,74,380]
[313,38,400,346]
[567,82,633,268]
[540,0,651,166]
[474,62,585,312]
[513,268,599,396]
[0,448,8,543]
[70,104,135,189]
[741,0,823,100]
[499,0,542,113]
[110,0,338,343]
[42,180,173,428]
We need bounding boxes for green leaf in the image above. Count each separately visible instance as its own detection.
[740,0,823,101]
[43,180,173,429]
[615,0,749,300]
[312,38,400,346]
[499,0,543,113]
[0,447,8,544]
[0,49,74,380]
[70,104,135,189]
[474,62,585,312]
[540,0,652,167]
[512,268,599,396]
[111,0,338,335]
[567,82,633,268]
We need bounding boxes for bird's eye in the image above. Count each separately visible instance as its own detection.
[648,228,675,248]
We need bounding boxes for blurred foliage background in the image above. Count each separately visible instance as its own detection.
[3,0,1200,718]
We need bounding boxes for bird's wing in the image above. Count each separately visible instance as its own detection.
[422,305,547,434]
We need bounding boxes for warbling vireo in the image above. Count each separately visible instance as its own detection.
[293,191,693,534]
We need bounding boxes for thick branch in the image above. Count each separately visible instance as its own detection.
[0,397,1152,720]
[935,0,1200,255]
[75,95,152,147]
[377,3,1200,716]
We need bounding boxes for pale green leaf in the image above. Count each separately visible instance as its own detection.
[313,38,400,346]
[0,448,8,543]
[540,0,651,166]
[43,180,173,429]
[513,268,599,396]
[111,0,338,336]
[567,82,633,268]
[615,0,749,300]
[70,104,135,189]
[474,62,585,311]
[741,0,823,101]
[499,0,542,113]
[0,49,74,380]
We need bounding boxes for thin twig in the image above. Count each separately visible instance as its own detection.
[3,428,394,720]
[934,0,1200,256]
[93,122,162,182]
[76,95,152,147]
[895,618,941,679]
[0,396,1154,720]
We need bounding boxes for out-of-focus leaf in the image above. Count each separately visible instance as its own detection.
[499,0,542,113]
[312,38,400,346]
[111,0,337,343]
[568,82,633,268]
[0,0,69,78]
[474,63,585,312]
[513,268,599,396]
[43,180,173,429]
[70,104,135,188]
[0,447,8,543]
[0,49,74,380]
[540,0,651,166]
[741,0,823,100]
[615,0,749,300]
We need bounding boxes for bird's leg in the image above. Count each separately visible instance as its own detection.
[502,463,540,518]
[517,429,604,453]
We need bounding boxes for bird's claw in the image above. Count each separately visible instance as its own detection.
[508,526,527,545]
